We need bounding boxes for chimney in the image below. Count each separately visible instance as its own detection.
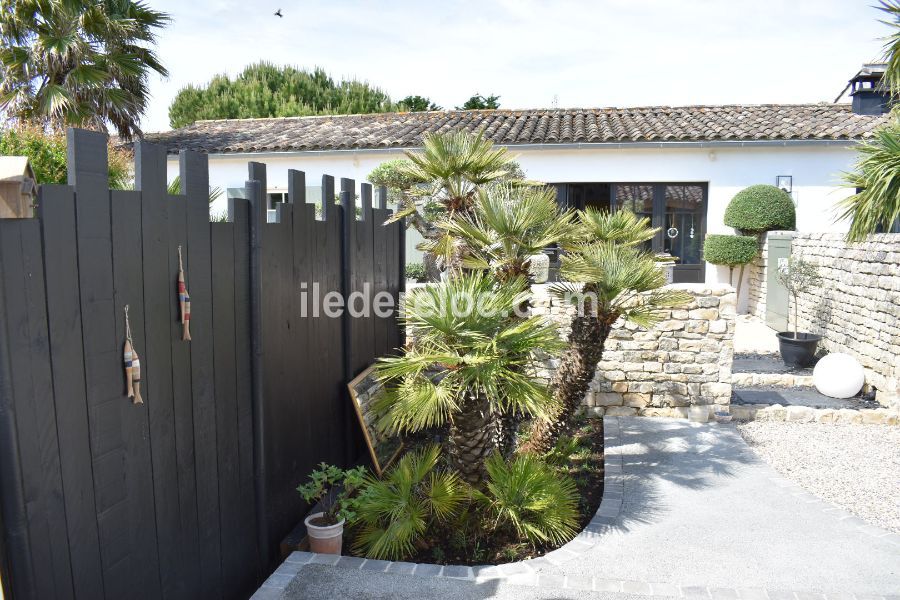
[844,63,891,115]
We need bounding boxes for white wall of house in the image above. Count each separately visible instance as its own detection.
[167,142,858,305]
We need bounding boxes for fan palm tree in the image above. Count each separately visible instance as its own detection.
[445,182,577,283]
[523,210,690,454]
[374,272,562,483]
[389,130,515,273]
[0,0,170,140]
[839,123,900,241]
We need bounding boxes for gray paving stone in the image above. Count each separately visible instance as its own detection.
[565,574,594,591]
[285,551,314,565]
[472,565,501,579]
[621,580,653,595]
[593,579,623,593]
[794,592,825,600]
[767,590,797,600]
[682,585,711,599]
[537,573,567,589]
[335,556,365,569]
[710,588,740,600]
[650,583,680,597]
[310,553,340,566]
[441,565,471,579]
[385,561,416,575]
[414,563,443,576]
[736,588,770,600]
[360,559,391,572]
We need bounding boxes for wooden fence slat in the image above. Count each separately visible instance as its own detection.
[181,151,223,599]
[110,189,162,599]
[166,190,201,596]
[210,221,242,596]
[136,141,189,600]
[38,184,105,600]
[229,197,258,593]
[0,220,72,600]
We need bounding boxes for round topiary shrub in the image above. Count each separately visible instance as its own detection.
[724,185,796,233]
[702,234,759,266]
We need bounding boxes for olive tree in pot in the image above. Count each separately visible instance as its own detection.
[775,258,823,368]
[297,464,367,554]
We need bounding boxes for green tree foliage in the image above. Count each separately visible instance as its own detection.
[0,0,170,140]
[399,95,441,112]
[776,258,822,338]
[878,1,900,93]
[724,185,796,233]
[168,63,397,128]
[0,125,131,188]
[702,234,759,266]
[456,93,500,110]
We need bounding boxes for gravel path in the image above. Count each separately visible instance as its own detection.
[738,421,900,533]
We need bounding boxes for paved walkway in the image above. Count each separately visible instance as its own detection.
[255,417,899,599]
[545,417,900,596]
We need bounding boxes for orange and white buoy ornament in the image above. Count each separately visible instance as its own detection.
[123,305,143,404]
[178,245,191,341]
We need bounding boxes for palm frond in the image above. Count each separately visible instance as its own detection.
[838,122,900,241]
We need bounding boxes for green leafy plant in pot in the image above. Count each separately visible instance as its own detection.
[774,257,823,368]
[297,464,367,554]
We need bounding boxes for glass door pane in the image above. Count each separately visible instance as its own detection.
[663,184,704,266]
[612,184,655,252]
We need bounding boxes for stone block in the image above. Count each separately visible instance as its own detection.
[594,392,624,407]
[658,320,685,331]
[834,409,863,424]
[689,308,719,320]
[624,393,651,407]
[785,405,815,423]
[605,406,638,416]
[701,382,732,397]
[611,381,629,393]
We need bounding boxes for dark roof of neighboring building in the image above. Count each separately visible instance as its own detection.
[146,104,890,155]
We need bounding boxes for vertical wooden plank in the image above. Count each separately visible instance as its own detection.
[167,187,201,595]
[321,175,334,221]
[136,140,190,600]
[210,221,242,598]
[244,170,269,570]
[109,189,162,600]
[229,197,258,593]
[181,151,223,599]
[0,224,35,600]
[38,184,105,600]
[0,220,73,600]
[68,129,143,599]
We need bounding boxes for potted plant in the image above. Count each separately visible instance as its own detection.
[702,234,759,302]
[775,257,822,368]
[297,464,367,554]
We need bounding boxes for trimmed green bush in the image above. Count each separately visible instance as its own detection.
[724,185,796,233]
[405,263,426,282]
[703,234,759,266]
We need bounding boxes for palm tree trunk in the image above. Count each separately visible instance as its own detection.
[448,390,496,484]
[523,313,613,455]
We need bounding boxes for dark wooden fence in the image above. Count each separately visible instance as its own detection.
[0,129,404,600]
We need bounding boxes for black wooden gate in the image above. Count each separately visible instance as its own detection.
[0,128,404,600]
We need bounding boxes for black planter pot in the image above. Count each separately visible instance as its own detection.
[776,332,822,368]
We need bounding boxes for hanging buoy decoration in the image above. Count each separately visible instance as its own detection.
[667,226,679,239]
[177,245,191,341]
[123,305,143,405]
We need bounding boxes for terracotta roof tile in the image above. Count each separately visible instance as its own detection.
[146,104,889,155]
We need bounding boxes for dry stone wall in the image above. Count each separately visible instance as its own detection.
[790,233,900,406]
[746,234,770,318]
[532,283,736,419]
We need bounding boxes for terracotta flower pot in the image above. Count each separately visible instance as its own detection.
[304,512,344,555]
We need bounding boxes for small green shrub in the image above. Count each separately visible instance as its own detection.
[405,262,426,282]
[474,453,579,546]
[352,445,466,560]
[296,464,367,526]
[724,185,796,233]
[0,125,132,189]
[702,234,759,266]
[776,258,822,338]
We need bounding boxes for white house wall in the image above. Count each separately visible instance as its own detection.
[166,143,858,297]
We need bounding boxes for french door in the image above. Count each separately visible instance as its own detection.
[611,183,708,283]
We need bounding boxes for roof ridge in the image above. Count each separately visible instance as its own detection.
[187,103,851,126]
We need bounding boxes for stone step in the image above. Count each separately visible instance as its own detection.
[732,353,815,388]
[729,385,896,424]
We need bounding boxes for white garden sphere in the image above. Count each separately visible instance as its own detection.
[813,353,865,399]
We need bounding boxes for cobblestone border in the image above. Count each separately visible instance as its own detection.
[251,417,900,599]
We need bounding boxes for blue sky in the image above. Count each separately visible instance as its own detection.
[142,0,889,133]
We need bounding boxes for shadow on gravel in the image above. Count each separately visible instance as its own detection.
[609,418,757,533]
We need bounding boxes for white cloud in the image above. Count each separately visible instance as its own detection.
[141,0,887,132]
